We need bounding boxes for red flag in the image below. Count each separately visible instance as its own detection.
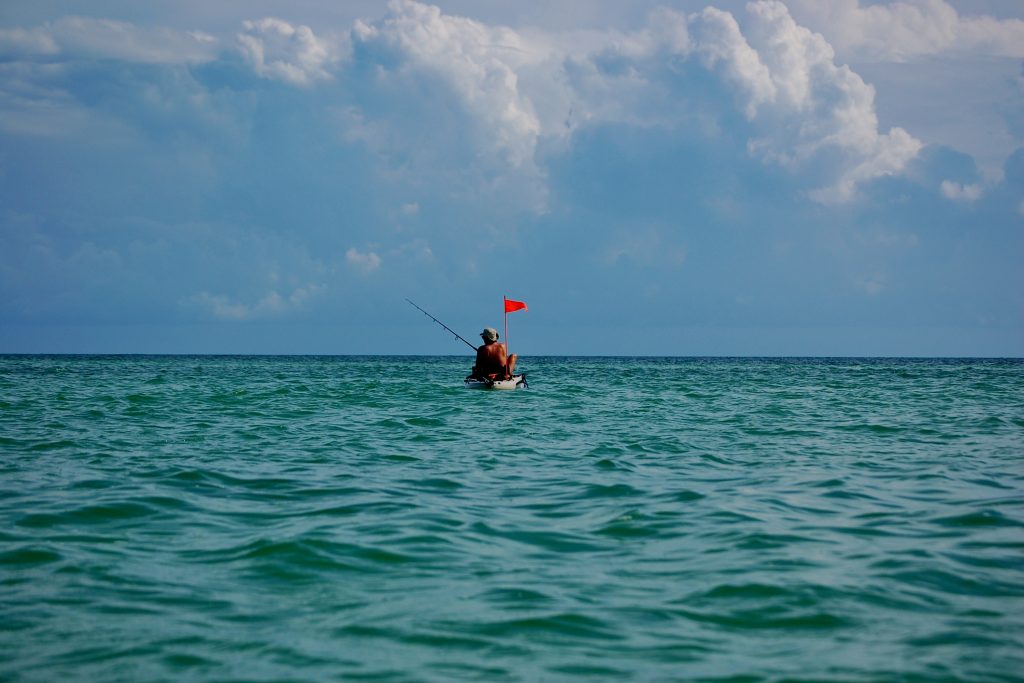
[504,298,528,313]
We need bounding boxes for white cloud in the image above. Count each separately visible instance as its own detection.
[0,1,929,213]
[190,283,324,320]
[856,273,886,295]
[191,292,250,320]
[352,0,543,168]
[238,17,338,86]
[340,0,920,204]
[686,1,922,201]
[601,225,687,267]
[0,17,217,64]
[0,74,95,137]
[689,7,777,119]
[0,27,59,58]
[393,239,434,262]
[345,247,381,273]
[786,0,1024,62]
[940,179,983,201]
[0,38,241,143]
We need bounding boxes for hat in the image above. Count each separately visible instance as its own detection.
[480,328,498,342]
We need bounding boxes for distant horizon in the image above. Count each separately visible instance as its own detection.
[2,319,1019,358]
[3,352,1021,360]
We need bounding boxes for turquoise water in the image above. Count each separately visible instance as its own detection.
[1,355,1022,682]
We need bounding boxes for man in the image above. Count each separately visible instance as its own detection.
[472,327,517,380]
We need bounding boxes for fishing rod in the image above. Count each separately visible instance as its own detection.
[405,299,477,351]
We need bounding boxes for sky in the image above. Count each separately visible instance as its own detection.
[1,0,1021,356]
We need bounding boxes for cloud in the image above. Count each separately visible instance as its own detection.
[0,16,217,64]
[0,2,999,211]
[190,292,250,320]
[684,1,922,201]
[689,7,776,118]
[393,239,433,262]
[237,17,339,86]
[855,272,885,295]
[352,0,542,168]
[940,179,982,201]
[787,0,1024,62]
[0,16,228,141]
[338,0,920,204]
[189,284,324,321]
[0,27,59,58]
[333,2,561,215]
[600,223,687,268]
[345,247,381,274]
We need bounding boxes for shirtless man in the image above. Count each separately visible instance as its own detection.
[472,328,517,379]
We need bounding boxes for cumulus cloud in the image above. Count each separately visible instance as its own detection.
[787,0,1024,62]
[0,16,217,64]
[689,7,777,119]
[237,17,338,86]
[345,247,381,274]
[681,1,922,201]
[338,0,919,204]
[351,0,543,168]
[0,0,931,217]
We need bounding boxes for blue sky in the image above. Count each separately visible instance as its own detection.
[1,0,1021,356]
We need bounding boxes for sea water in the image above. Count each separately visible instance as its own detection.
[1,355,1022,682]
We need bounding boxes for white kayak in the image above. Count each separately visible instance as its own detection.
[464,374,528,390]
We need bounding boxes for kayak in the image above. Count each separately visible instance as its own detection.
[464,374,528,390]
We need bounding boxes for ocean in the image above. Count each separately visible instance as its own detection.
[1,355,1022,682]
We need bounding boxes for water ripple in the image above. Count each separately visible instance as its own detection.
[1,355,1022,681]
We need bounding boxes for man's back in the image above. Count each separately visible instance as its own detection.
[475,342,508,377]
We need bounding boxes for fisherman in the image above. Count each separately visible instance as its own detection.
[472,327,517,380]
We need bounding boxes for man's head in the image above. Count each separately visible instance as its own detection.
[480,328,499,343]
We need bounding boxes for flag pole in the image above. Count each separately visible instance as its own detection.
[503,296,509,357]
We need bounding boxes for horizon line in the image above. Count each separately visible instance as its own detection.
[1,353,1021,360]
